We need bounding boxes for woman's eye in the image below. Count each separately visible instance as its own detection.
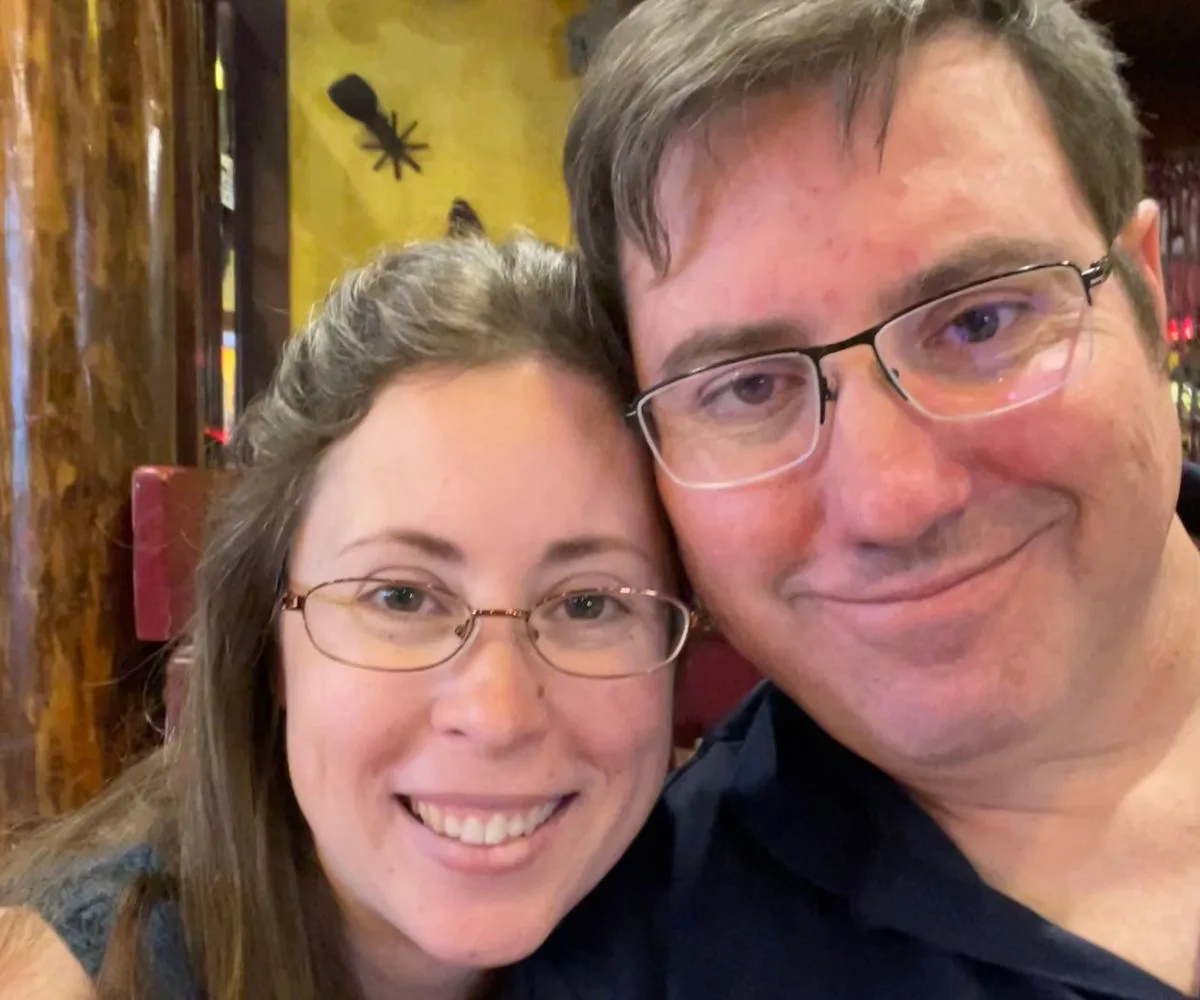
[365,585,431,613]
[555,592,630,623]
[562,593,608,620]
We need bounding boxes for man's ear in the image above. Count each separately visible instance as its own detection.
[1116,198,1168,332]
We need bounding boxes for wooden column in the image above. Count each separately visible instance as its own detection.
[0,0,179,821]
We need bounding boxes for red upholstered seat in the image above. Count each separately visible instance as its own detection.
[131,466,219,642]
[131,466,220,733]
[674,636,762,747]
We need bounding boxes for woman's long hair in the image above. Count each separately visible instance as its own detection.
[0,237,632,1000]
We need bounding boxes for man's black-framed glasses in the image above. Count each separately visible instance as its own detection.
[281,579,693,678]
[628,257,1112,490]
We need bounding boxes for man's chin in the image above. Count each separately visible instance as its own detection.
[884,719,1032,774]
[862,693,1042,776]
[771,656,1039,773]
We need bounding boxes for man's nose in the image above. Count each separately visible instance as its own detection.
[820,358,971,548]
[429,621,551,751]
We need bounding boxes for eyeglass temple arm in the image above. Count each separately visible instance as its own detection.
[1081,256,1113,296]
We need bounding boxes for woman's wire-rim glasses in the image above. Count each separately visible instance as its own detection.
[280,580,695,679]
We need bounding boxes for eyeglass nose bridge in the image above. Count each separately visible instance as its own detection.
[453,606,533,641]
[806,322,917,426]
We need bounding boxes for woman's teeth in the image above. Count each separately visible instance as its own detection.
[407,799,561,846]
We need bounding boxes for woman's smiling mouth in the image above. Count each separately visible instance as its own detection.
[399,796,573,848]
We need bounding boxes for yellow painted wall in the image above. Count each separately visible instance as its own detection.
[288,0,587,320]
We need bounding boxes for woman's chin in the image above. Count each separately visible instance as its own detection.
[412,914,556,970]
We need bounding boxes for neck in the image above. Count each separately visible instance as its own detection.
[909,519,1200,872]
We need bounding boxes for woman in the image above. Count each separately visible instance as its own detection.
[0,237,691,999]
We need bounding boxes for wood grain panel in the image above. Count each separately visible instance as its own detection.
[0,0,178,822]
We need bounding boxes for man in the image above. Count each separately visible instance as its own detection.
[537,1,1200,998]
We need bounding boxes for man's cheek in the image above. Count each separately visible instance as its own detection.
[666,486,821,579]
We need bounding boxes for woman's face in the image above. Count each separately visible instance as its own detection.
[280,359,676,983]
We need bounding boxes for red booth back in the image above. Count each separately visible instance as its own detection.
[131,466,219,643]
[675,637,762,747]
[131,466,219,732]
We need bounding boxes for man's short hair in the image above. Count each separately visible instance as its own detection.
[565,0,1162,351]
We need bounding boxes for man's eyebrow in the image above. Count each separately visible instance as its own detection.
[874,236,1077,318]
[656,319,814,382]
[650,237,1078,385]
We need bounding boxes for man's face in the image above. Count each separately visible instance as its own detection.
[621,29,1180,770]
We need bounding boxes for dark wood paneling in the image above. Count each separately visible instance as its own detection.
[173,0,222,468]
[228,0,291,411]
[0,0,177,821]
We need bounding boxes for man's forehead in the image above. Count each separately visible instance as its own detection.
[617,32,1091,376]
[616,26,1059,269]
[618,87,858,289]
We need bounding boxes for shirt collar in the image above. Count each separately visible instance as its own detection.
[1180,461,1200,537]
[724,686,1183,997]
[724,685,919,895]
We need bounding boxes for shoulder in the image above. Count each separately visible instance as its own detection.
[517,763,686,997]
[31,844,165,983]
[662,680,772,820]
[547,681,777,929]
[0,906,96,999]
[532,796,674,957]
[516,686,779,998]
[3,843,194,999]
[2,844,195,998]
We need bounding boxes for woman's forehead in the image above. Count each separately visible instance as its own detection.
[291,362,661,573]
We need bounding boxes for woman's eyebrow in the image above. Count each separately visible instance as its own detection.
[539,535,650,569]
[336,528,464,562]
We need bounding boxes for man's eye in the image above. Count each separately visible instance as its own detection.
[940,302,1028,346]
[696,369,808,420]
[727,373,778,405]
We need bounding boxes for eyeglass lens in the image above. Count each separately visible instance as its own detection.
[641,264,1092,487]
[299,580,687,676]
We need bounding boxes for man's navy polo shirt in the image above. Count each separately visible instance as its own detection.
[522,463,1200,1000]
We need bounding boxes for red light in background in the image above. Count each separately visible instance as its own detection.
[1167,318,1197,343]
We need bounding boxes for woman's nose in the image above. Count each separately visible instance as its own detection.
[428,621,551,751]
